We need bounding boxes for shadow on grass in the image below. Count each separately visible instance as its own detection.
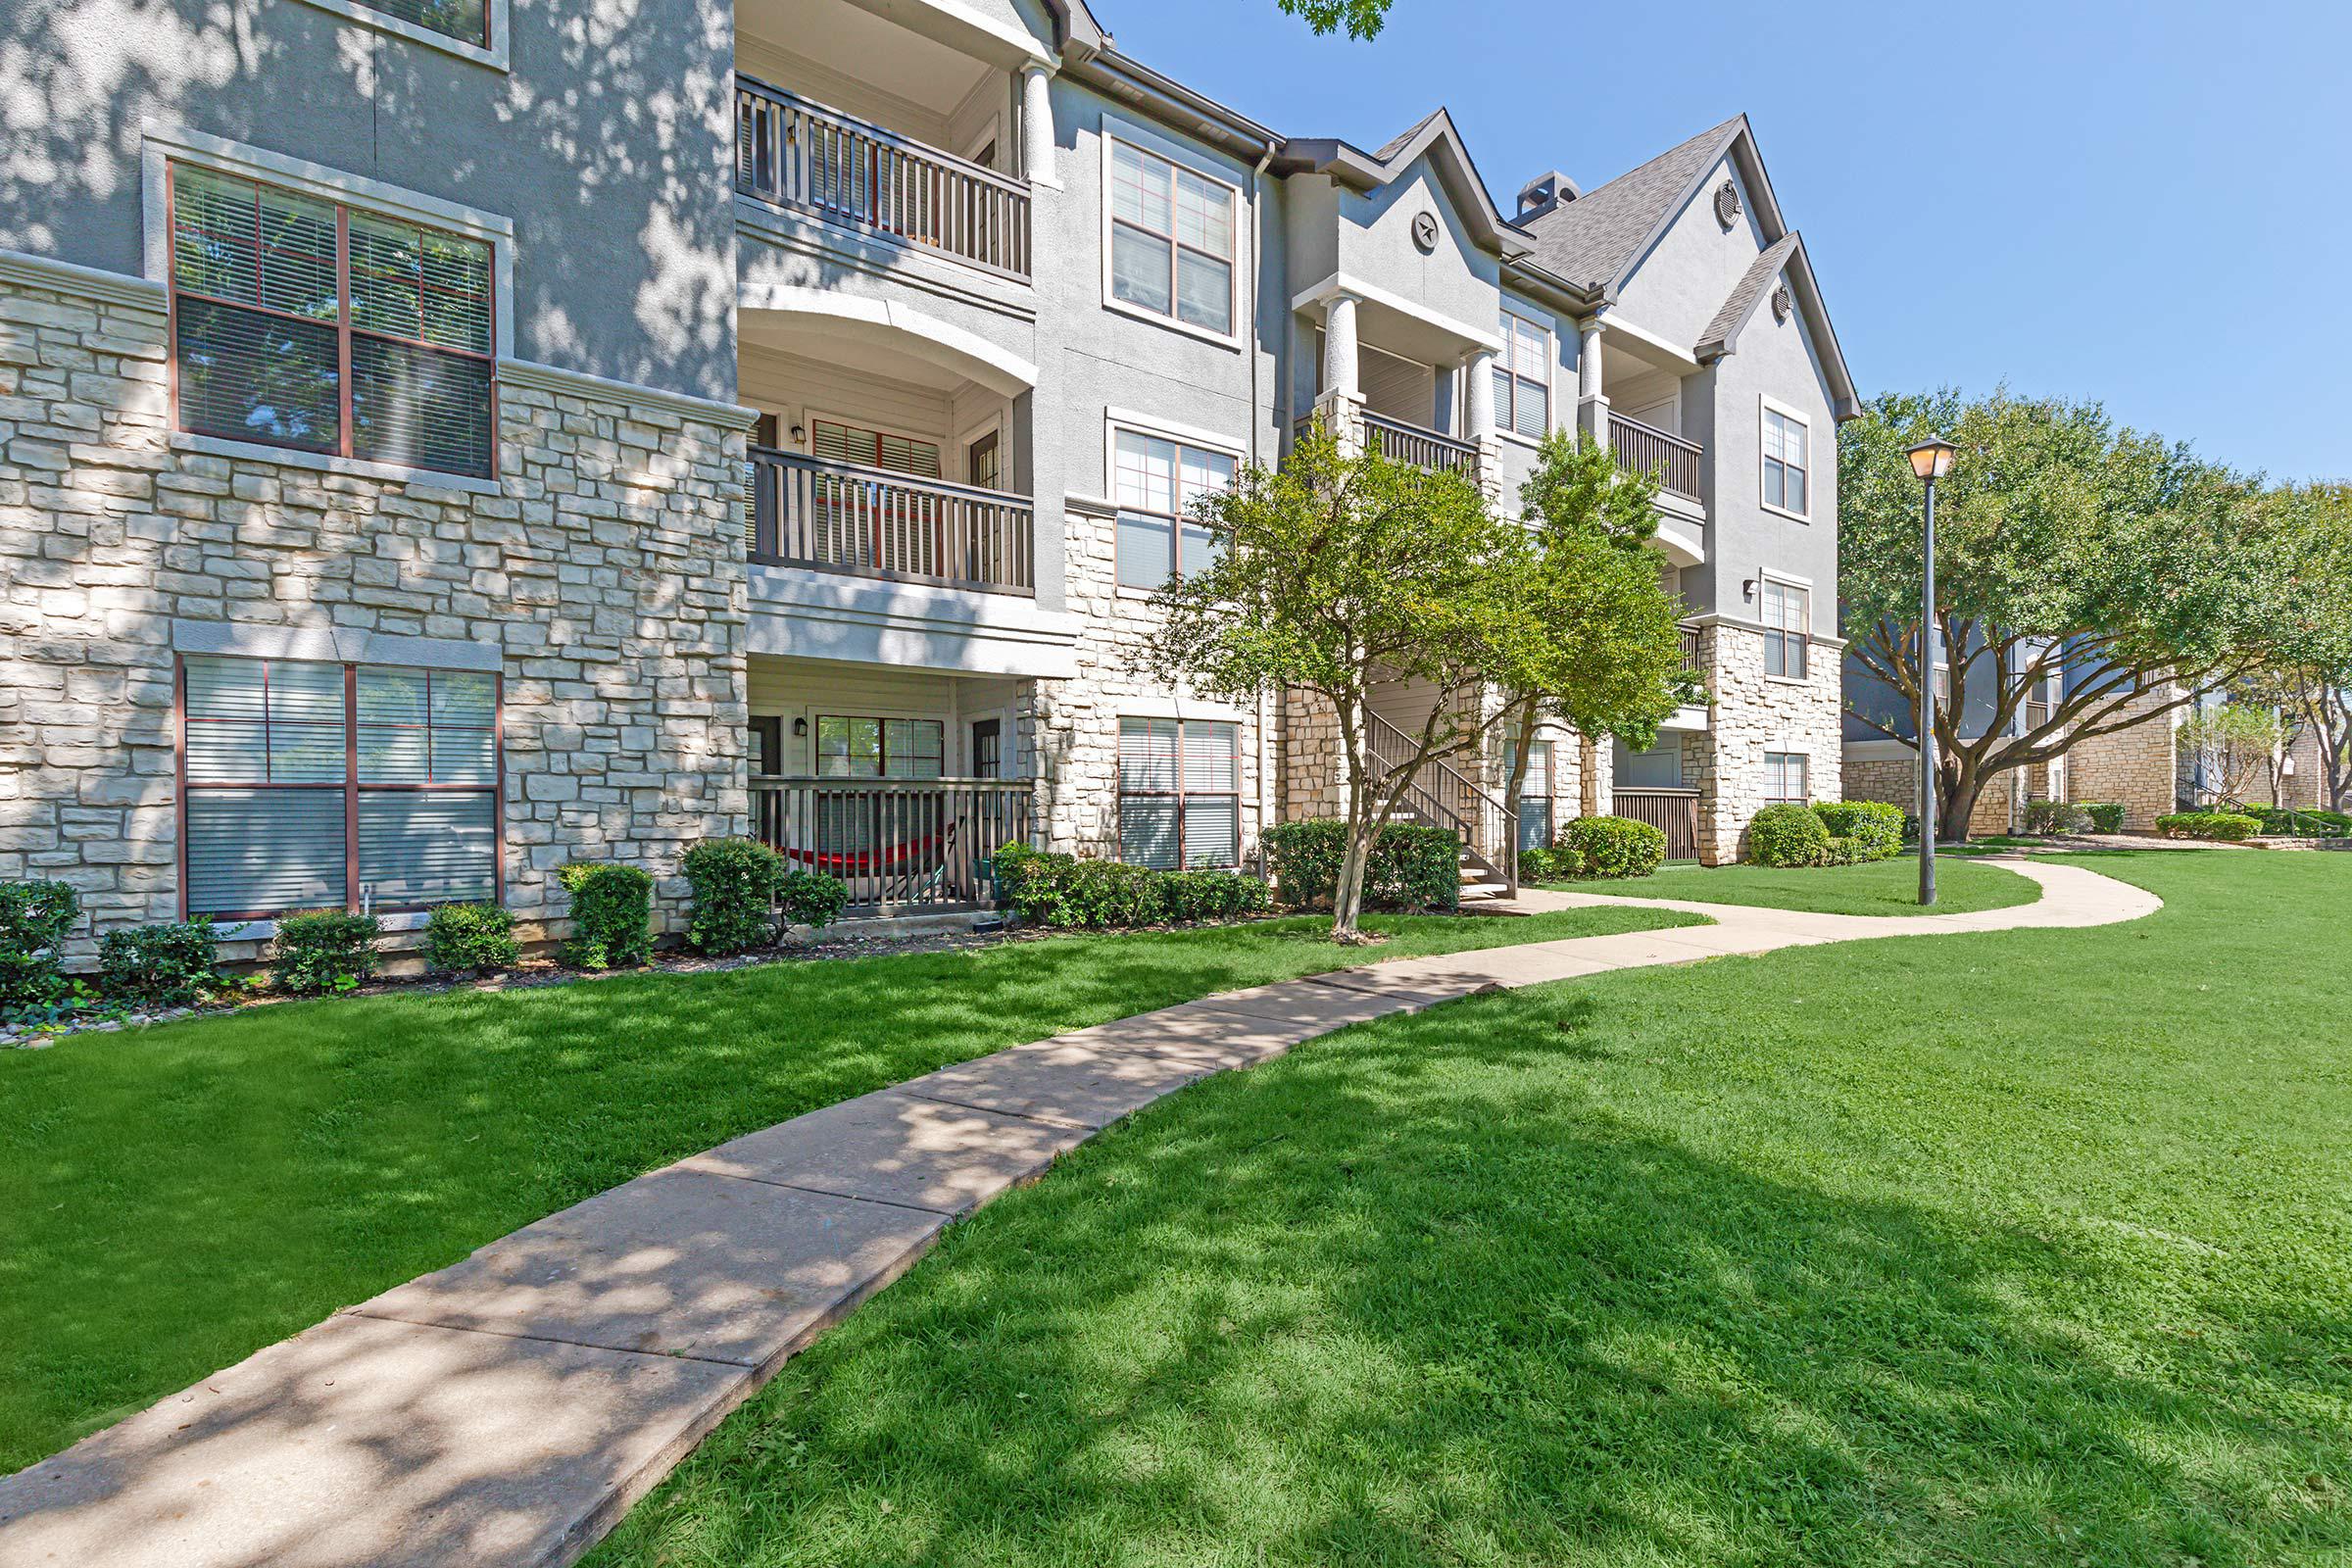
[594,934,2351,1566]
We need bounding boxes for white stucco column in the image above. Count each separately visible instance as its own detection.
[1313,293,1365,456]
[1466,349,1498,440]
[1576,315,1609,442]
[1021,66,1057,187]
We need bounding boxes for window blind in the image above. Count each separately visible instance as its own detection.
[1118,717,1237,869]
[810,419,941,477]
[356,0,490,48]
[1110,141,1235,335]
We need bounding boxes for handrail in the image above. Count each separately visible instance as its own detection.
[1607,411,1703,501]
[745,445,1036,596]
[1362,411,1477,473]
[734,74,1032,280]
[1364,710,1511,885]
[1679,624,1704,676]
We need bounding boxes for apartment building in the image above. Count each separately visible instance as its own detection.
[0,0,1858,957]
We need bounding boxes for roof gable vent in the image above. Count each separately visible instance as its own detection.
[1515,170,1581,221]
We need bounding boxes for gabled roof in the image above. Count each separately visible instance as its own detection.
[1279,109,1524,256]
[1696,231,1800,359]
[1695,230,1861,420]
[1515,116,1753,295]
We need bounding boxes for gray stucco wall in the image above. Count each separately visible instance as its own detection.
[0,0,738,400]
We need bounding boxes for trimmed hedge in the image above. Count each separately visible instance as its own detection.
[1747,804,1832,867]
[681,838,786,956]
[2082,802,2127,834]
[994,844,1272,930]
[0,879,80,1009]
[1811,801,1904,862]
[97,918,220,1007]
[777,867,852,932]
[2154,810,2261,843]
[2248,804,2351,837]
[2021,799,2090,837]
[272,909,383,996]
[1516,843,1584,883]
[425,903,519,976]
[1259,819,1461,912]
[1559,815,1667,880]
[559,862,655,970]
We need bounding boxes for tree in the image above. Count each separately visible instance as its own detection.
[1497,431,1698,890]
[2257,484,2352,809]
[2179,704,2289,808]
[1276,0,1393,37]
[1838,389,2300,837]
[1136,426,1684,942]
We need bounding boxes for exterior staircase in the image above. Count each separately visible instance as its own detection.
[1365,711,1515,906]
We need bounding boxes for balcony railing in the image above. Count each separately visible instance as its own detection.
[1364,412,1477,474]
[735,75,1032,281]
[1612,788,1701,861]
[751,776,1036,915]
[1608,412,1703,502]
[746,446,1035,597]
[1679,625,1704,678]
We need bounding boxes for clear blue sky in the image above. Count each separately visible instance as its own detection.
[1097,0,2351,483]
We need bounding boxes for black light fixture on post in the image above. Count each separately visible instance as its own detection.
[1905,437,1959,906]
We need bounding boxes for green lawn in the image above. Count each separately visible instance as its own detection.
[594,851,2352,1568]
[0,905,1692,1472]
[1541,853,2042,916]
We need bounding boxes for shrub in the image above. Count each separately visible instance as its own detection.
[2247,804,2351,837]
[2154,810,2261,843]
[2021,799,2090,837]
[776,867,852,931]
[424,903,519,975]
[0,879,81,1009]
[681,838,786,956]
[1516,843,1585,883]
[1259,820,1460,912]
[1561,815,1667,880]
[994,845,1271,929]
[2082,802,2127,833]
[272,909,382,996]
[559,861,655,970]
[1811,801,1904,862]
[1748,803,1832,867]
[97,918,220,1007]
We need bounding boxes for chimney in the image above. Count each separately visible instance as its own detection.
[1516,171,1581,222]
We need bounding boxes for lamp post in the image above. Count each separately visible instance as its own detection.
[1906,437,1958,906]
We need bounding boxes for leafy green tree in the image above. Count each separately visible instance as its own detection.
[1497,432,1697,890]
[1276,0,1393,37]
[1839,389,2300,837]
[2179,703,2291,808]
[2258,484,2352,809]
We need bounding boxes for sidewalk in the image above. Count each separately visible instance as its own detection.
[0,860,2161,1568]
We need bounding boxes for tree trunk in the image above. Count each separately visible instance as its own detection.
[1501,696,1539,897]
[1332,811,1374,942]
[1939,759,1988,845]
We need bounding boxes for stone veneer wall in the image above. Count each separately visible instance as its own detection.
[1033,503,1267,859]
[1692,620,1844,864]
[0,268,750,965]
[1839,750,2015,837]
[2064,683,2182,830]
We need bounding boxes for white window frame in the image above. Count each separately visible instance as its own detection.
[1759,394,1813,521]
[1496,308,1553,446]
[1106,414,1244,599]
[1760,571,1812,684]
[288,0,510,73]
[1099,118,1246,350]
[1763,751,1810,807]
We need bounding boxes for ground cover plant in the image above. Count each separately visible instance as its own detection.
[593,850,2352,1568]
[0,903,1692,1471]
[1533,853,2040,917]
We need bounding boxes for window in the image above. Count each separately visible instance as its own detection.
[1615,738,1685,790]
[966,428,1002,491]
[815,716,944,779]
[1118,717,1239,868]
[180,656,499,918]
[1764,752,1810,807]
[1113,428,1237,590]
[750,716,784,776]
[170,164,496,478]
[1762,404,1809,515]
[1108,140,1236,336]
[1509,738,1553,853]
[1763,578,1809,680]
[1495,312,1551,440]
[810,418,941,476]
[357,0,489,48]
[970,717,1003,780]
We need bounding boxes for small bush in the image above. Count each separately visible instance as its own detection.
[559,862,655,970]
[1561,815,1667,880]
[0,879,81,1009]
[2247,804,2351,837]
[2082,802,2127,834]
[425,903,518,975]
[272,909,382,996]
[1748,803,1833,867]
[1811,801,1905,862]
[994,845,1271,929]
[2154,810,2261,843]
[1259,819,1460,912]
[1517,843,1585,883]
[681,838,786,956]
[97,918,220,1007]
[777,867,851,931]
[2021,799,2091,837]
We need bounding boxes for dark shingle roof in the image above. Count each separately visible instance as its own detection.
[1697,231,1800,359]
[1517,115,1744,291]
[1371,109,1446,164]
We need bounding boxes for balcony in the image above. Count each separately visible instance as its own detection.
[1292,411,1478,477]
[1680,625,1704,677]
[746,446,1035,597]
[735,75,1032,281]
[750,775,1035,915]
[1608,412,1703,502]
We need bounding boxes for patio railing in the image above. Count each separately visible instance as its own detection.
[751,775,1036,915]
[745,446,1035,596]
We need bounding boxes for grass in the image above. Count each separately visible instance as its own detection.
[0,904,1694,1473]
[1540,853,2042,916]
[591,851,2352,1568]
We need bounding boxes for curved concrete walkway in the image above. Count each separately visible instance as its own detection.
[0,859,2160,1568]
